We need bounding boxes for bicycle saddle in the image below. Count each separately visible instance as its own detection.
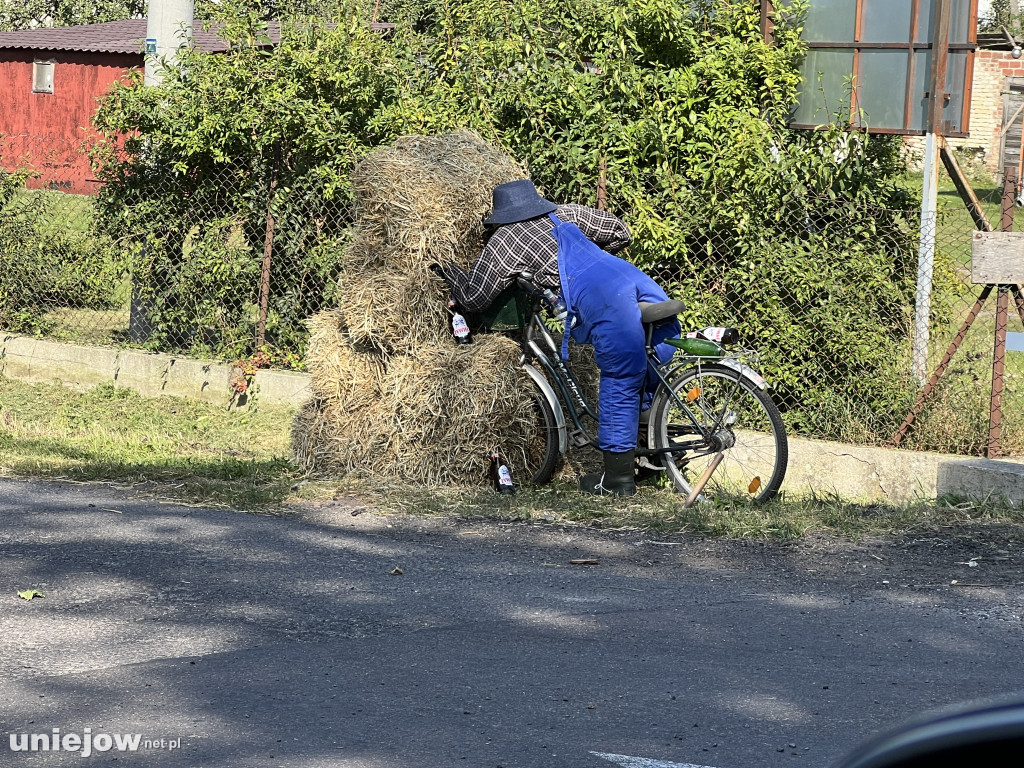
[638,300,686,325]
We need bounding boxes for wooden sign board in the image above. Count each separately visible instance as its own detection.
[971,231,1024,285]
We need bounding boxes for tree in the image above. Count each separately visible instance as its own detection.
[980,0,1024,35]
[0,0,145,30]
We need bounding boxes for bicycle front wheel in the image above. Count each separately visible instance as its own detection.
[648,364,787,503]
[525,384,560,485]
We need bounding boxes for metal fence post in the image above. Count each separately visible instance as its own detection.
[987,166,1017,458]
[257,146,279,352]
[912,0,952,386]
[257,195,274,352]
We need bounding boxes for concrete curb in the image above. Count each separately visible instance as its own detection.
[786,434,1024,505]
[0,334,310,410]
[3,333,1023,506]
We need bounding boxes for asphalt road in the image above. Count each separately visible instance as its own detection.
[1,477,1021,767]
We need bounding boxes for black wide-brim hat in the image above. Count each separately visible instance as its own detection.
[483,179,558,225]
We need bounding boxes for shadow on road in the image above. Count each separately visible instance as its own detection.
[1,478,1020,767]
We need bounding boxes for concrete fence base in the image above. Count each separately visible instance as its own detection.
[0,333,310,410]
[2,333,1023,506]
[785,434,1024,506]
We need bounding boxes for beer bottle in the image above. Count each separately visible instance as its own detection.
[489,451,515,495]
[448,297,472,345]
[540,287,569,322]
[697,327,739,346]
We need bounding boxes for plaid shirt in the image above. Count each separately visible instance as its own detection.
[441,203,632,312]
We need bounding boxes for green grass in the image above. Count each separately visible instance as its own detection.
[3,376,1022,537]
[12,187,95,233]
[892,168,1024,456]
[40,302,131,344]
[0,377,299,511]
[290,479,1024,540]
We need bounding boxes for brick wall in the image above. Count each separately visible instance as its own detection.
[906,49,1022,175]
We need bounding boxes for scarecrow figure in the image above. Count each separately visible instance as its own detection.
[437,180,680,496]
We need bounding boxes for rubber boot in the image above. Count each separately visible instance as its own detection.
[580,449,637,496]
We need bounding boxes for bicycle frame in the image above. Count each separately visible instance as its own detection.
[518,300,744,463]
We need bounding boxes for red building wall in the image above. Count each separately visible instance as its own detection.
[0,49,140,194]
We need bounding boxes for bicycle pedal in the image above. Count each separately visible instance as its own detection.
[569,430,590,449]
[636,456,664,472]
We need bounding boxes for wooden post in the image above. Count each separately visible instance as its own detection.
[929,0,952,135]
[597,155,607,211]
[760,0,775,44]
[940,138,992,232]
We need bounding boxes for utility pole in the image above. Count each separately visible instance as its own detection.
[145,0,195,86]
[912,0,952,384]
[130,0,195,344]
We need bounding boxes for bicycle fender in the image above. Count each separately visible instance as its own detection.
[718,359,769,390]
[523,363,568,455]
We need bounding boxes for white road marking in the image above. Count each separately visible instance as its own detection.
[591,752,721,768]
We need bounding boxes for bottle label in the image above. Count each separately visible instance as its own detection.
[498,465,513,487]
[452,314,470,338]
[702,327,726,342]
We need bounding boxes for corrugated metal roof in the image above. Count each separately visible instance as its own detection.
[0,19,282,55]
[978,31,1016,50]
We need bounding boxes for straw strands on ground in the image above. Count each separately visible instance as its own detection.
[293,130,543,486]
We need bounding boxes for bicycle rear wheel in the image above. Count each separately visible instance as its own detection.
[648,364,787,503]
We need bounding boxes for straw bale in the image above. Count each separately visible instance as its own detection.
[296,325,542,486]
[373,334,538,485]
[305,310,387,402]
[342,234,401,272]
[567,341,601,407]
[349,130,524,271]
[295,130,552,487]
[338,262,450,352]
[291,397,390,476]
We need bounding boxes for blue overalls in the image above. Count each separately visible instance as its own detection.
[551,213,680,453]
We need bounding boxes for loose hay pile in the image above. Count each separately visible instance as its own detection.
[292,130,547,486]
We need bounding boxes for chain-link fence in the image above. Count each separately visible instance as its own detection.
[1,134,355,365]
[1,134,1020,456]
[892,171,1024,459]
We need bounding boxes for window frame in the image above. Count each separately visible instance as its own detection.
[783,0,978,136]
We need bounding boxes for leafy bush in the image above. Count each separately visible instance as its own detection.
[0,175,122,333]
[397,0,923,441]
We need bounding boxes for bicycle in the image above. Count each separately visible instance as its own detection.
[477,273,788,505]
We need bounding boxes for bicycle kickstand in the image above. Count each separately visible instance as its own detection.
[683,452,724,508]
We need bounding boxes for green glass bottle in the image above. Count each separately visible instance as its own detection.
[666,336,724,357]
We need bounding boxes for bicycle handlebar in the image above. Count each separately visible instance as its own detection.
[515,272,543,299]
